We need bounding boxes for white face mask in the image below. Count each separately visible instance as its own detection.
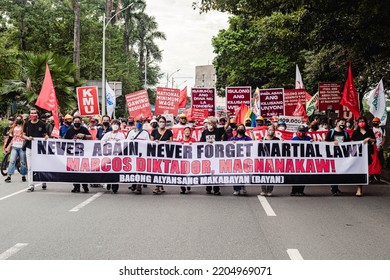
[111,124,119,131]
[278,126,286,131]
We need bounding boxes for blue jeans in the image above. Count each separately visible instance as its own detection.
[7,146,27,176]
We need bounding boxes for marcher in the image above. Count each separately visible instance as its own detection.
[371,117,386,182]
[290,125,312,196]
[352,116,376,197]
[229,124,251,195]
[101,119,126,194]
[127,118,150,194]
[64,116,92,193]
[96,115,112,140]
[174,126,197,194]
[23,108,48,192]
[150,116,173,194]
[174,113,188,128]
[59,114,73,138]
[260,125,280,196]
[325,118,351,195]
[4,116,27,183]
[200,117,226,195]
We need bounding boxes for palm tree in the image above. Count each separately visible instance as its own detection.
[0,52,83,113]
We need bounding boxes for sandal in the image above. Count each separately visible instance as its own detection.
[153,187,161,194]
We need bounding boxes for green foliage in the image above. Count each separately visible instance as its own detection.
[199,0,390,100]
[0,0,165,116]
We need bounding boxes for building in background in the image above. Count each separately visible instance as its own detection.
[194,65,225,110]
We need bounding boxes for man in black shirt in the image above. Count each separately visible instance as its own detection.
[325,118,351,195]
[23,108,48,192]
[64,116,92,193]
[200,117,225,195]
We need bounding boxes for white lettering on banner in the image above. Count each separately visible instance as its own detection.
[31,139,368,186]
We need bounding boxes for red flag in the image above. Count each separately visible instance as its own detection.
[35,64,60,138]
[178,86,187,108]
[340,63,360,118]
[292,98,307,117]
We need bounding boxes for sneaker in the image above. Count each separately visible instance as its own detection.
[332,191,342,196]
[22,176,26,182]
[260,192,266,196]
[296,192,305,196]
[27,186,34,192]
[83,186,89,193]
[42,183,47,190]
[4,176,11,183]
[180,190,186,194]
[135,189,142,194]
[71,188,80,193]
[233,191,240,196]
[267,192,272,197]
[206,191,212,194]
[214,191,221,195]
[290,192,297,196]
[242,187,247,194]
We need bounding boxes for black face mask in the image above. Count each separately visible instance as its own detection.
[65,121,72,126]
[230,124,237,129]
[373,123,379,127]
[339,125,346,130]
[237,129,245,135]
[74,123,81,129]
[16,120,23,125]
[128,122,134,126]
[151,123,158,128]
[103,122,110,127]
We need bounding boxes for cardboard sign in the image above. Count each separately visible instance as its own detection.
[318,82,341,111]
[259,88,285,117]
[155,87,180,116]
[76,86,100,116]
[191,87,216,117]
[226,86,251,114]
[184,108,208,122]
[125,90,152,119]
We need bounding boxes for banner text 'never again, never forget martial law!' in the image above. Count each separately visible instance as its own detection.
[32,139,368,186]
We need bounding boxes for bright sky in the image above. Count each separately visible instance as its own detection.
[145,0,229,90]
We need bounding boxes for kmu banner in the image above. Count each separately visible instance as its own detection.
[76,86,100,116]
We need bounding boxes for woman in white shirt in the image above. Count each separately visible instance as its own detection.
[101,119,125,193]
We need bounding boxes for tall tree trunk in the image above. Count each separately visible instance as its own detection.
[73,0,81,80]
[106,0,113,21]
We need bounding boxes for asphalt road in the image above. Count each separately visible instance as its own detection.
[0,173,389,260]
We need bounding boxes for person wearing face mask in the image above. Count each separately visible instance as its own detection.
[371,117,386,182]
[271,116,279,128]
[325,118,351,195]
[200,117,226,195]
[150,116,173,194]
[352,116,376,196]
[127,118,150,194]
[290,125,312,196]
[174,126,197,194]
[100,119,126,194]
[277,121,287,131]
[23,108,48,192]
[64,116,92,193]
[4,116,27,183]
[255,116,265,127]
[229,124,252,195]
[150,119,158,129]
[96,115,112,140]
[174,113,188,128]
[60,114,73,138]
[259,125,280,196]
[127,117,136,131]
[3,116,15,152]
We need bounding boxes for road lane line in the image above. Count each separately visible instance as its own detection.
[0,188,29,201]
[69,192,104,212]
[257,195,276,216]
[287,249,304,260]
[0,243,28,260]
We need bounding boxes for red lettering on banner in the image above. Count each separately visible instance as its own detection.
[101,158,110,172]
[91,158,100,171]
[67,158,80,171]
[123,157,132,171]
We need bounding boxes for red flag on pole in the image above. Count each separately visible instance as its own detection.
[340,62,360,118]
[178,86,187,108]
[292,98,307,117]
[35,64,60,138]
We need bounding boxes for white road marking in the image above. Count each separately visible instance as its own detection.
[257,195,276,216]
[287,249,304,260]
[0,188,29,201]
[379,179,390,185]
[69,192,104,212]
[0,243,29,260]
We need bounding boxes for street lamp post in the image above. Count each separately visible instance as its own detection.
[165,69,181,87]
[171,76,192,88]
[102,3,133,116]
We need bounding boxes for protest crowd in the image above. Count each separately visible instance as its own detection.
[2,107,385,198]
